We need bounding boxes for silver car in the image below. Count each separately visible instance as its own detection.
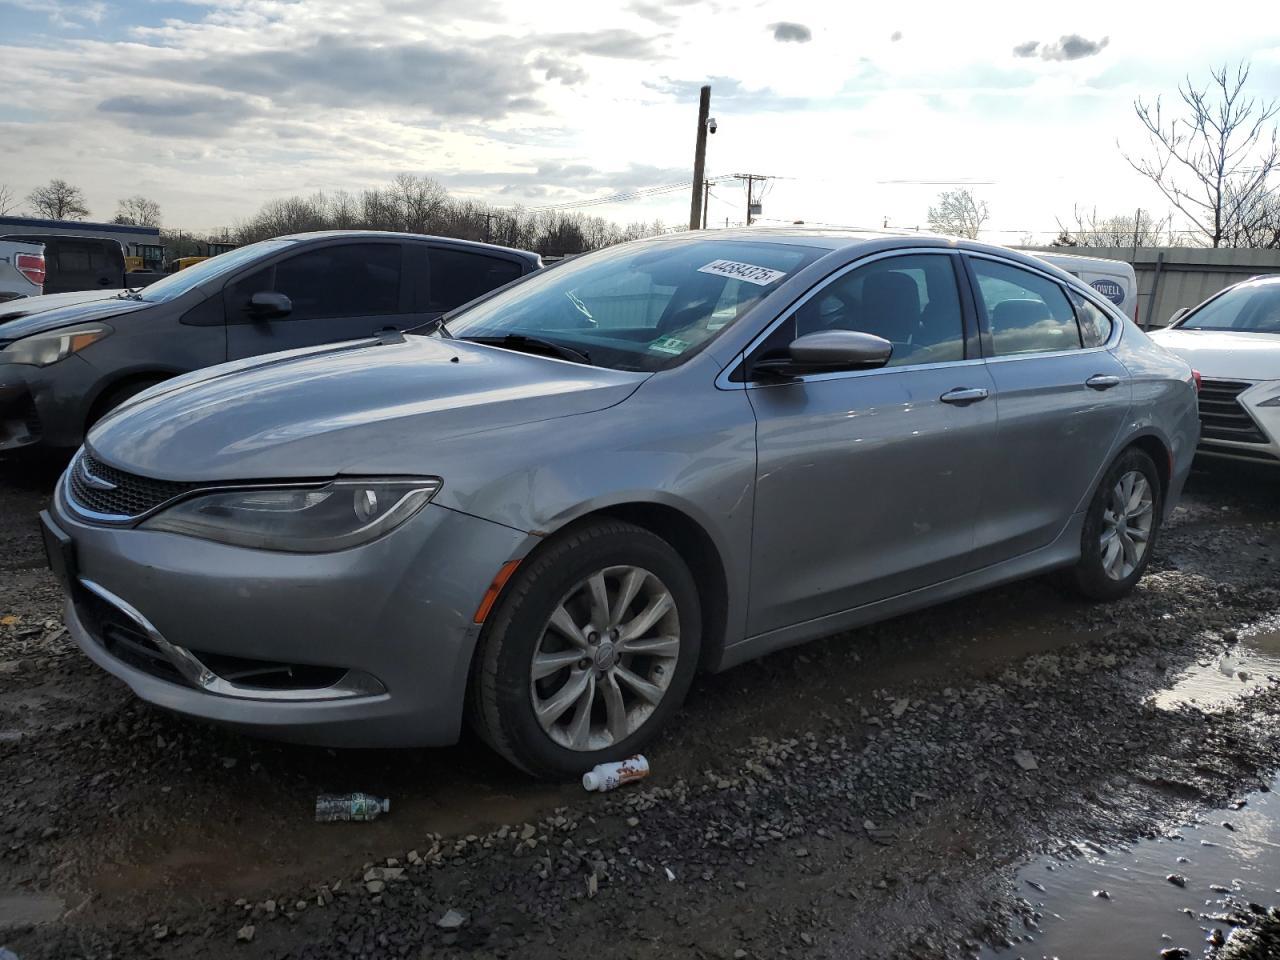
[41,230,1200,778]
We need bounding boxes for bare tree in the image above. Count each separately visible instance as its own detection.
[1053,204,1181,248]
[926,188,988,239]
[1124,62,1279,247]
[0,183,16,216]
[113,195,162,227]
[27,178,90,220]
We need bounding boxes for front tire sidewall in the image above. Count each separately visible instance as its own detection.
[476,523,701,780]
[1073,449,1162,601]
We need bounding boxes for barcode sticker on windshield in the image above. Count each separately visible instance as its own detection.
[697,259,787,286]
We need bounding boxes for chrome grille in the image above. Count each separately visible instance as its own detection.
[66,450,195,521]
[1197,379,1267,445]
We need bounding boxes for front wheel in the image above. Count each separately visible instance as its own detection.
[469,520,702,780]
[1066,447,1162,601]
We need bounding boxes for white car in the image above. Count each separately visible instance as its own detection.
[1150,275,1280,467]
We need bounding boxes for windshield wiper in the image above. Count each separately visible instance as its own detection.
[463,334,591,365]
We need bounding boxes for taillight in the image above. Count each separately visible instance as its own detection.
[16,253,45,287]
[1191,369,1202,393]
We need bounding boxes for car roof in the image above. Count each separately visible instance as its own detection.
[275,230,539,262]
[648,226,1074,274]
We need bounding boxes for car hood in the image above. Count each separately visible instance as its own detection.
[0,290,150,339]
[88,335,647,481]
[1149,328,1280,382]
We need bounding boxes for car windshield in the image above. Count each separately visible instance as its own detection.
[136,240,294,303]
[442,238,823,372]
[1179,282,1280,334]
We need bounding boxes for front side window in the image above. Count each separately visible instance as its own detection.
[760,253,966,368]
[1178,282,1280,334]
[140,239,293,303]
[970,258,1081,356]
[444,238,822,372]
[226,244,402,321]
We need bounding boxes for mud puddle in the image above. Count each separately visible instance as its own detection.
[981,775,1280,960]
[1154,624,1280,712]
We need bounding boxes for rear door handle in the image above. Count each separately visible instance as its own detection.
[939,387,989,405]
[1085,374,1121,390]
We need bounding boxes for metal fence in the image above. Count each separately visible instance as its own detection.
[1020,246,1280,327]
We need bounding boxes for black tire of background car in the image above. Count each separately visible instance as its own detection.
[469,519,702,780]
[86,376,168,431]
[1067,446,1163,602]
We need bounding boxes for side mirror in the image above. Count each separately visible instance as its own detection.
[753,329,893,378]
[1167,306,1190,327]
[246,291,292,320]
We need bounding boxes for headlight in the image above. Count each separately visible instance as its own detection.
[140,478,442,552]
[0,325,111,366]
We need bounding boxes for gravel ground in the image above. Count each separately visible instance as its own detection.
[0,458,1278,959]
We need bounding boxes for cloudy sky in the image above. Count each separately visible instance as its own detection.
[1,0,1279,240]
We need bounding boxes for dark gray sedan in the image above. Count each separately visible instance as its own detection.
[42,229,1200,778]
[0,231,540,453]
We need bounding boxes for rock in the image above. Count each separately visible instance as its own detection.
[1166,874,1187,888]
[437,908,468,931]
[734,951,747,960]
[1093,889,1111,899]
[1013,750,1039,772]
[1158,949,1189,960]
[520,824,536,841]
[152,924,169,940]
[236,924,256,943]
[365,880,385,895]
[586,873,598,898]
[626,817,639,828]
[891,698,910,718]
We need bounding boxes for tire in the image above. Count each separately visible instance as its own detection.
[1066,447,1162,601]
[86,377,166,431]
[469,519,702,780]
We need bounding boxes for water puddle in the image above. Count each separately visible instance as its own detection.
[1154,625,1280,713]
[980,779,1280,959]
[0,891,64,929]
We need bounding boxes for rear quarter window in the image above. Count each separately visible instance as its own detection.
[1070,291,1113,348]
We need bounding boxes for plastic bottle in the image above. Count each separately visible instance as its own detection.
[315,792,390,822]
[582,755,649,792]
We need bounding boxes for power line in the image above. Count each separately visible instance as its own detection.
[525,181,693,213]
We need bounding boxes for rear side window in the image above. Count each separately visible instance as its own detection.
[970,258,1081,356]
[227,243,402,321]
[1070,291,1113,347]
[427,249,523,312]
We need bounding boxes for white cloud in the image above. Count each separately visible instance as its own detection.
[1,0,1278,238]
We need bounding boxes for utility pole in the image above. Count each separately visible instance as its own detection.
[1132,207,1142,253]
[689,85,711,230]
[482,211,498,243]
[733,173,771,225]
[701,180,711,229]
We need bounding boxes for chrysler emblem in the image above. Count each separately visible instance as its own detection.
[80,465,118,492]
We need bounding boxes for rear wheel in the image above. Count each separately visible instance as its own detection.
[1066,448,1162,601]
[469,520,701,780]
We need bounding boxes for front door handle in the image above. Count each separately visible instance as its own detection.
[1085,374,1122,390]
[940,387,989,405]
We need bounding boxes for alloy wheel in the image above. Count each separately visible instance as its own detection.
[1100,470,1154,580]
[529,565,681,751]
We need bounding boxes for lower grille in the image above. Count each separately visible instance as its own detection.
[1197,379,1267,444]
[188,650,346,691]
[75,584,184,685]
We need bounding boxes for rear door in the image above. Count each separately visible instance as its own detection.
[964,254,1131,564]
[224,241,407,360]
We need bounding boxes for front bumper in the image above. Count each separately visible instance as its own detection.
[0,356,97,453]
[50,485,527,747]
[1196,379,1280,466]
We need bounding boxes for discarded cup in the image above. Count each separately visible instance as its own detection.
[582,755,649,792]
[315,792,390,822]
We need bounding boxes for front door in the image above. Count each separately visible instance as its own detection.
[224,241,408,360]
[745,251,999,637]
[963,255,1132,564]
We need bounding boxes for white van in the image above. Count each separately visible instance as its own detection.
[1031,251,1139,323]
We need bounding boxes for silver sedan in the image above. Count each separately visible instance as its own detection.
[42,230,1200,778]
